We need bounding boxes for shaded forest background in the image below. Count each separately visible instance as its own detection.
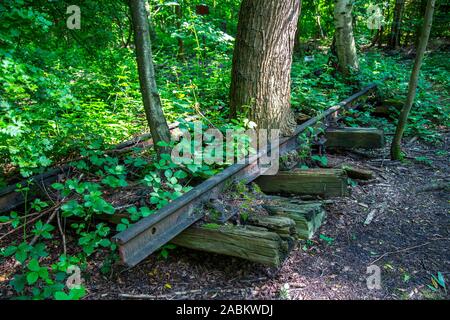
[0,0,449,301]
[1,0,448,181]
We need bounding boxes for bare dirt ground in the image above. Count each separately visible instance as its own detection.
[84,133,449,300]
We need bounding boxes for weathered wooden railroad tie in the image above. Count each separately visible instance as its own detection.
[167,195,331,268]
[255,169,349,197]
[172,216,296,268]
[325,127,385,149]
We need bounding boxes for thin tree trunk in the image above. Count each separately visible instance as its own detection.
[175,3,184,59]
[314,0,325,39]
[378,25,384,48]
[333,0,359,76]
[294,0,303,55]
[414,0,428,48]
[377,5,386,48]
[369,28,380,48]
[130,0,171,155]
[230,0,300,137]
[391,0,436,160]
[389,0,405,49]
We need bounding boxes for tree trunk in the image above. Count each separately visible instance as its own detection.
[294,0,303,55]
[314,0,325,39]
[391,0,436,160]
[129,0,171,155]
[369,28,380,48]
[389,0,405,49]
[333,0,359,76]
[414,0,428,48]
[230,0,300,137]
[175,3,184,59]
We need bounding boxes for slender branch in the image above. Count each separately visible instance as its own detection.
[369,236,450,265]
[57,211,67,255]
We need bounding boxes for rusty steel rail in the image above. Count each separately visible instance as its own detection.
[113,83,378,267]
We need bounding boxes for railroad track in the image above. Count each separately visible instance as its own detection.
[0,83,379,267]
[113,83,378,267]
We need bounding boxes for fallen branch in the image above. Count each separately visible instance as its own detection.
[415,181,450,193]
[369,236,450,265]
[29,208,59,247]
[119,288,250,300]
[57,211,67,255]
[364,210,376,225]
[0,204,60,241]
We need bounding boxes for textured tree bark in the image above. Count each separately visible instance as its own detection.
[129,0,171,155]
[389,0,405,49]
[175,4,184,59]
[391,0,436,160]
[313,0,325,39]
[230,0,300,137]
[414,0,429,48]
[294,0,303,55]
[333,0,359,76]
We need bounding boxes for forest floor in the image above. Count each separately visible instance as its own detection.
[1,132,448,300]
[81,132,450,300]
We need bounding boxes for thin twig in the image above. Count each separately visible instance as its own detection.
[28,198,69,246]
[0,204,59,241]
[119,288,250,300]
[0,211,43,226]
[369,237,450,265]
[57,211,67,255]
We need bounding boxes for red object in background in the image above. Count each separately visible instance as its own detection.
[196,4,210,15]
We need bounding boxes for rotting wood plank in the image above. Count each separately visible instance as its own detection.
[112,83,379,267]
[263,200,327,239]
[247,215,297,240]
[341,164,374,180]
[255,169,349,198]
[325,127,385,149]
[171,223,291,267]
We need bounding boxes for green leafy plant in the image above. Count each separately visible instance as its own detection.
[311,154,328,167]
[319,234,335,245]
[427,272,447,294]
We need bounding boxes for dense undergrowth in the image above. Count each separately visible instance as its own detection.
[2,45,448,183]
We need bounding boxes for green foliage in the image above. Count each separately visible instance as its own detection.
[366,52,448,143]
[347,178,358,188]
[1,0,449,301]
[159,244,177,260]
[3,240,88,300]
[428,272,447,294]
[311,155,328,167]
[291,54,354,115]
[414,156,433,166]
[319,234,335,246]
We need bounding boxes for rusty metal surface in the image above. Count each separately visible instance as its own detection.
[0,168,64,214]
[113,83,378,267]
